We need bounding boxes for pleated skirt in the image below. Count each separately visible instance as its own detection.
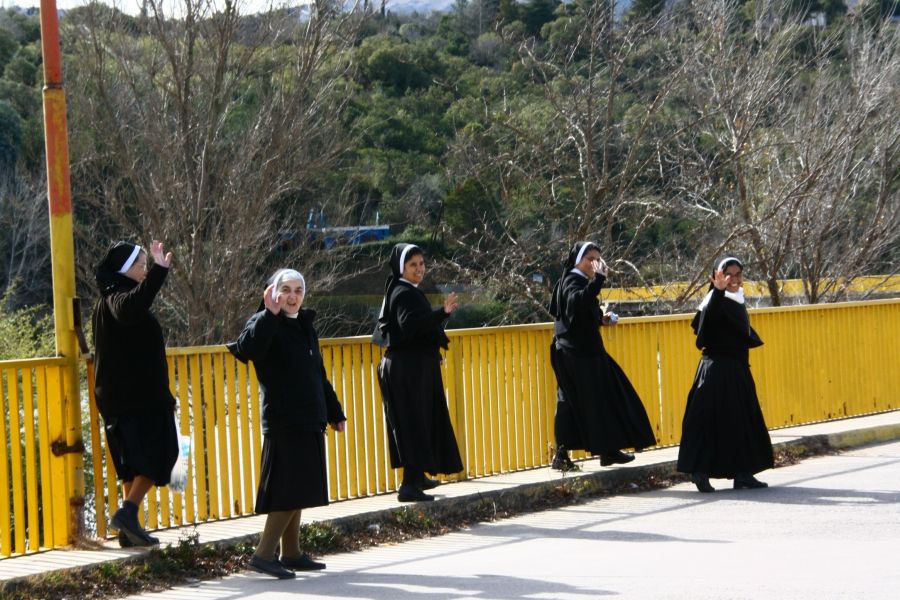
[551,345,657,455]
[104,409,178,486]
[377,351,464,475]
[255,429,329,514]
[677,355,774,478]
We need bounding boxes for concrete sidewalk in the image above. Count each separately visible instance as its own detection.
[2,410,899,587]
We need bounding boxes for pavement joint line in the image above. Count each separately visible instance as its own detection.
[0,409,898,590]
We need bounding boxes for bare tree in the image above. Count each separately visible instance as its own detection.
[667,0,900,305]
[0,172,50,308]
[65,0,364,344]
[440,0,687,320]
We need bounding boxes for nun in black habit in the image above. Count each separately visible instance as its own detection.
[228,269,346,578]
[373,243,464,502]
[549,241,656,471]
[93,240,178,547]
[677,257,773,493]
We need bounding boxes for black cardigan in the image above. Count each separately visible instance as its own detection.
[691,288,764,363]
[92,265,176,418]
[553,270,607,356]
[228,308,345,434]
[380,281,450,356]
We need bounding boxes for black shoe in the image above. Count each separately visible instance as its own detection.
[118,529,159,547]
[249,555,296,579]
[599,450,635,466]
[551,447,581,472]
[420,477,441,490]
[110,507,159,547]
[280,553,326,571]
[734,473,768,489]
[397,484,435,502]
[691,472,715,493]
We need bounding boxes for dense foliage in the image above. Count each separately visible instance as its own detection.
[1,0,898,344]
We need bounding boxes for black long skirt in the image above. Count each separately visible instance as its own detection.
[104,408,178,486]
[677,355,774,478]
[377,350,464,475]
[255,430,329,514]
[551,345,657,455]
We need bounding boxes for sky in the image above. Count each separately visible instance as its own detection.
[1,0,306,16]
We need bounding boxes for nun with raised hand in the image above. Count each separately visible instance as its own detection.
[93,240,178,547]
[677,257,773,493]
[548,241,656,471]
[372,243,464,502]
[227,269,346,579]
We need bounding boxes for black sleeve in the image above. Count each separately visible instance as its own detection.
[312,327,345,422]
[104,265,168,325]
[228,310,280,363]
[693,288,725,349]
[563,274,605,323]
[393,289,449,341]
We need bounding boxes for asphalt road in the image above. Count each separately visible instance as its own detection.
[126,441,900,600]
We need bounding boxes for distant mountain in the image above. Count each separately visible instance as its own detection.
[382,0,459,14]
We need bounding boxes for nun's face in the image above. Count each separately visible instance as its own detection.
[576,248,602,278]
[276,279,305,315]
[723,265,743,293]
[123,251,149,283]
[402,253,426,285]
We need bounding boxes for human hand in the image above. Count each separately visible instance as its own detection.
[711,269,729,291]
[263,284,284,315]
[150,240,173,268]
[443,292,459,314]
[602,312,619,326]
[592,258,609,278]
[331,420,346,433]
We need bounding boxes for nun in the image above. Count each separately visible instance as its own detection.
[228,269,346,579]
[372,243,464,502]
[92,240,178,547]
[677,257,773,492]
[549,241,656,471]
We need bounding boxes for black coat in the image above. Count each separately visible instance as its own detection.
[92,265,176,418]
[378,281,450,355]
[375,281,463,474]
[678,289,773,477]
[552,270,607,356]
[228,309,344,434]
[550,270,655,454]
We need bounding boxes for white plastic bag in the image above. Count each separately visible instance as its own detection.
[169,417,192,493]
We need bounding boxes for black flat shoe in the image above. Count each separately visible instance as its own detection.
[421,477,441,490]
[110,508,159,547]
[397,484,435,502]
[249,555,296,579]
[691,472,715,493]
[734,474,768,489]
[551,447,581,472]
[600,451,635,466]
[280,553,326,571]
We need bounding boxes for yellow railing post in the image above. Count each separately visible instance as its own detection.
[39,0,85,546]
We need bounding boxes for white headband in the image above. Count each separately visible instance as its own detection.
[399,244,419,272]
[117,245,143,274]
[717,257,742,272]
[575,242,596,266]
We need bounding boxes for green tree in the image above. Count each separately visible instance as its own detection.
[3,53,38,86]
[0,99,22,170]
[0,27,17,72]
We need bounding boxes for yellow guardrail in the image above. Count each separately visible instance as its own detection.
[0,358,71,556]
[2,298,898,556]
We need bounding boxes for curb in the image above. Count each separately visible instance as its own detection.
[2,421,899,593]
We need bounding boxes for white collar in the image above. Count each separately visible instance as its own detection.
[570,267,588,279]
[698,287,745,310]
[400,277,419,288]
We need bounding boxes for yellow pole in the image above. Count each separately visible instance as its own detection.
[39,0,84,545]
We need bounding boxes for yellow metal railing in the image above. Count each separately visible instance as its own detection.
[2,298,898,556]
[0,358,71,556]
